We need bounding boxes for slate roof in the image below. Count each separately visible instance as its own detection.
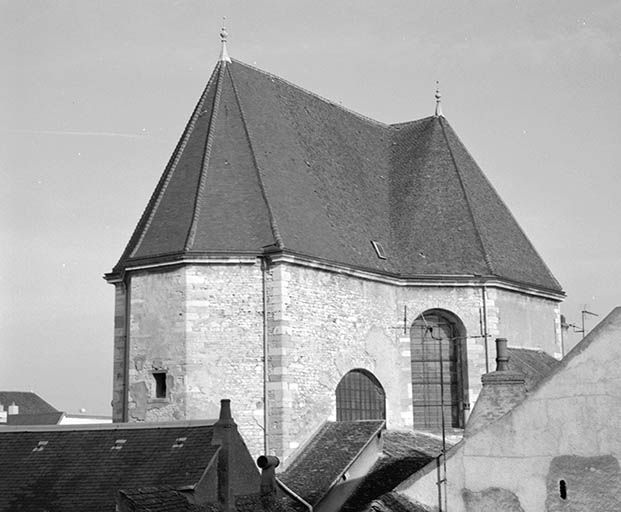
[507,347,561,391]
[5,411,65,425]
[0,391,58,414]
[0,422,219,511]
[279,420,384,506]
[109,59,562,294]
[341,430,453,512]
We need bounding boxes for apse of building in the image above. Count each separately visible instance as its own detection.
[105,32,564,461]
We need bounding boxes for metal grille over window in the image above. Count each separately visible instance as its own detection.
[336,369,386,421]
[410,311,468,430]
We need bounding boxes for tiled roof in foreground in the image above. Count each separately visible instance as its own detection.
[0,422,218,511]
[279,420,384,506]
[342,430,455,512]
[109,59,562,294]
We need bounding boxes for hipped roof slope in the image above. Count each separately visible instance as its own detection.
[110,59,561,293]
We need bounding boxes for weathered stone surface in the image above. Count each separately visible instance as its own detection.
[463,487,525,512]
[113,259,561,461]
[545,455,621,511]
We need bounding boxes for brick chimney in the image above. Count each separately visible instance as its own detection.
[257,455,280,509]
[8,402,19,415]
[0,404,6,423]
[465,338,526,436]
[212,399,236,512]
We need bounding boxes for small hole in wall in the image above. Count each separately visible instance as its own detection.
[153,372,167,398]
[559,479,567,500]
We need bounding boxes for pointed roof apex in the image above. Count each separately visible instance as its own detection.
[434,81,443,117]
[219,17,231,63]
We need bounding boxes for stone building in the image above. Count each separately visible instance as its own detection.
[105,34,564,460]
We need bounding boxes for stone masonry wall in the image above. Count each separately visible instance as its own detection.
[124,263,266,458]
[111,283,127,422]
[494,288,562,358]
[265,263,560,462]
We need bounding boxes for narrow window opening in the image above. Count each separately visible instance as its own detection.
[153,372,167,398]
[559,479,567,500]
[371,240,387,260]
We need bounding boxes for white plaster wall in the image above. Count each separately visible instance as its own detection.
[398,308,621,512]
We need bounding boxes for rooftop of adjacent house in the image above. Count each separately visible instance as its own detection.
[0,421,220,511]
[0,390,58,414]
[507,346,561,391]
[341,430,455,512]
[109,57,562,295]
[279,420,385,507]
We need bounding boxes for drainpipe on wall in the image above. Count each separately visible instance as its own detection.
[261,257,270,455]
[481,283,490,373]
[123,277,131,423]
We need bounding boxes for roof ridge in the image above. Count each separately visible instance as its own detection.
[123,63,224,262]
[0,419,218,432]
[438,118,495,275]
[183,63,226,251]
[228,61,284,249]
[231,59,389,129]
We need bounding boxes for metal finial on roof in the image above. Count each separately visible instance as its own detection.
[219,17,231,63]
[434,81,443,117]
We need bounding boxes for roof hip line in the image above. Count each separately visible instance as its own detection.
[123,63,225,263]
[438,118,494,275]
[184,62,226,251]
[227,63,284,249]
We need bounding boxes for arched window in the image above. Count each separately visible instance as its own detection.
[410,310,468,430]
[336,369,386,421]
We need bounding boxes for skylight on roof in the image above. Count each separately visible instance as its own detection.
[111,439,127,450]
[32,440,48,452]
[371,240,387,260]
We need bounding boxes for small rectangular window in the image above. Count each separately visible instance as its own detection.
[153,372,167,398]
[371,240,387,259]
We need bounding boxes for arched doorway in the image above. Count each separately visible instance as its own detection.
[410,310,468,430]
[336,369,386,421]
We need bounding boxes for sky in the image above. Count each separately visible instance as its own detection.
[1,1,620,416]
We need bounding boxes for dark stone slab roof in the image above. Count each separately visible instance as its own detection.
[507,347,561,391]
[341,430,453,512]
[0,391,58,414]
[0,423,219,511]
[109,60,562,294]
[279,420,384,506]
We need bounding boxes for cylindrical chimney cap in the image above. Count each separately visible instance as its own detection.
[257,455,280,470]
[495,338,509,371]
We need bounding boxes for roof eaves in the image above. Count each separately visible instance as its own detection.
[228,62,284,249]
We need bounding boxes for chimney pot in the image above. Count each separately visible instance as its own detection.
[495,338,509,371]
[219,399,232,421]
[257,455,280,506]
